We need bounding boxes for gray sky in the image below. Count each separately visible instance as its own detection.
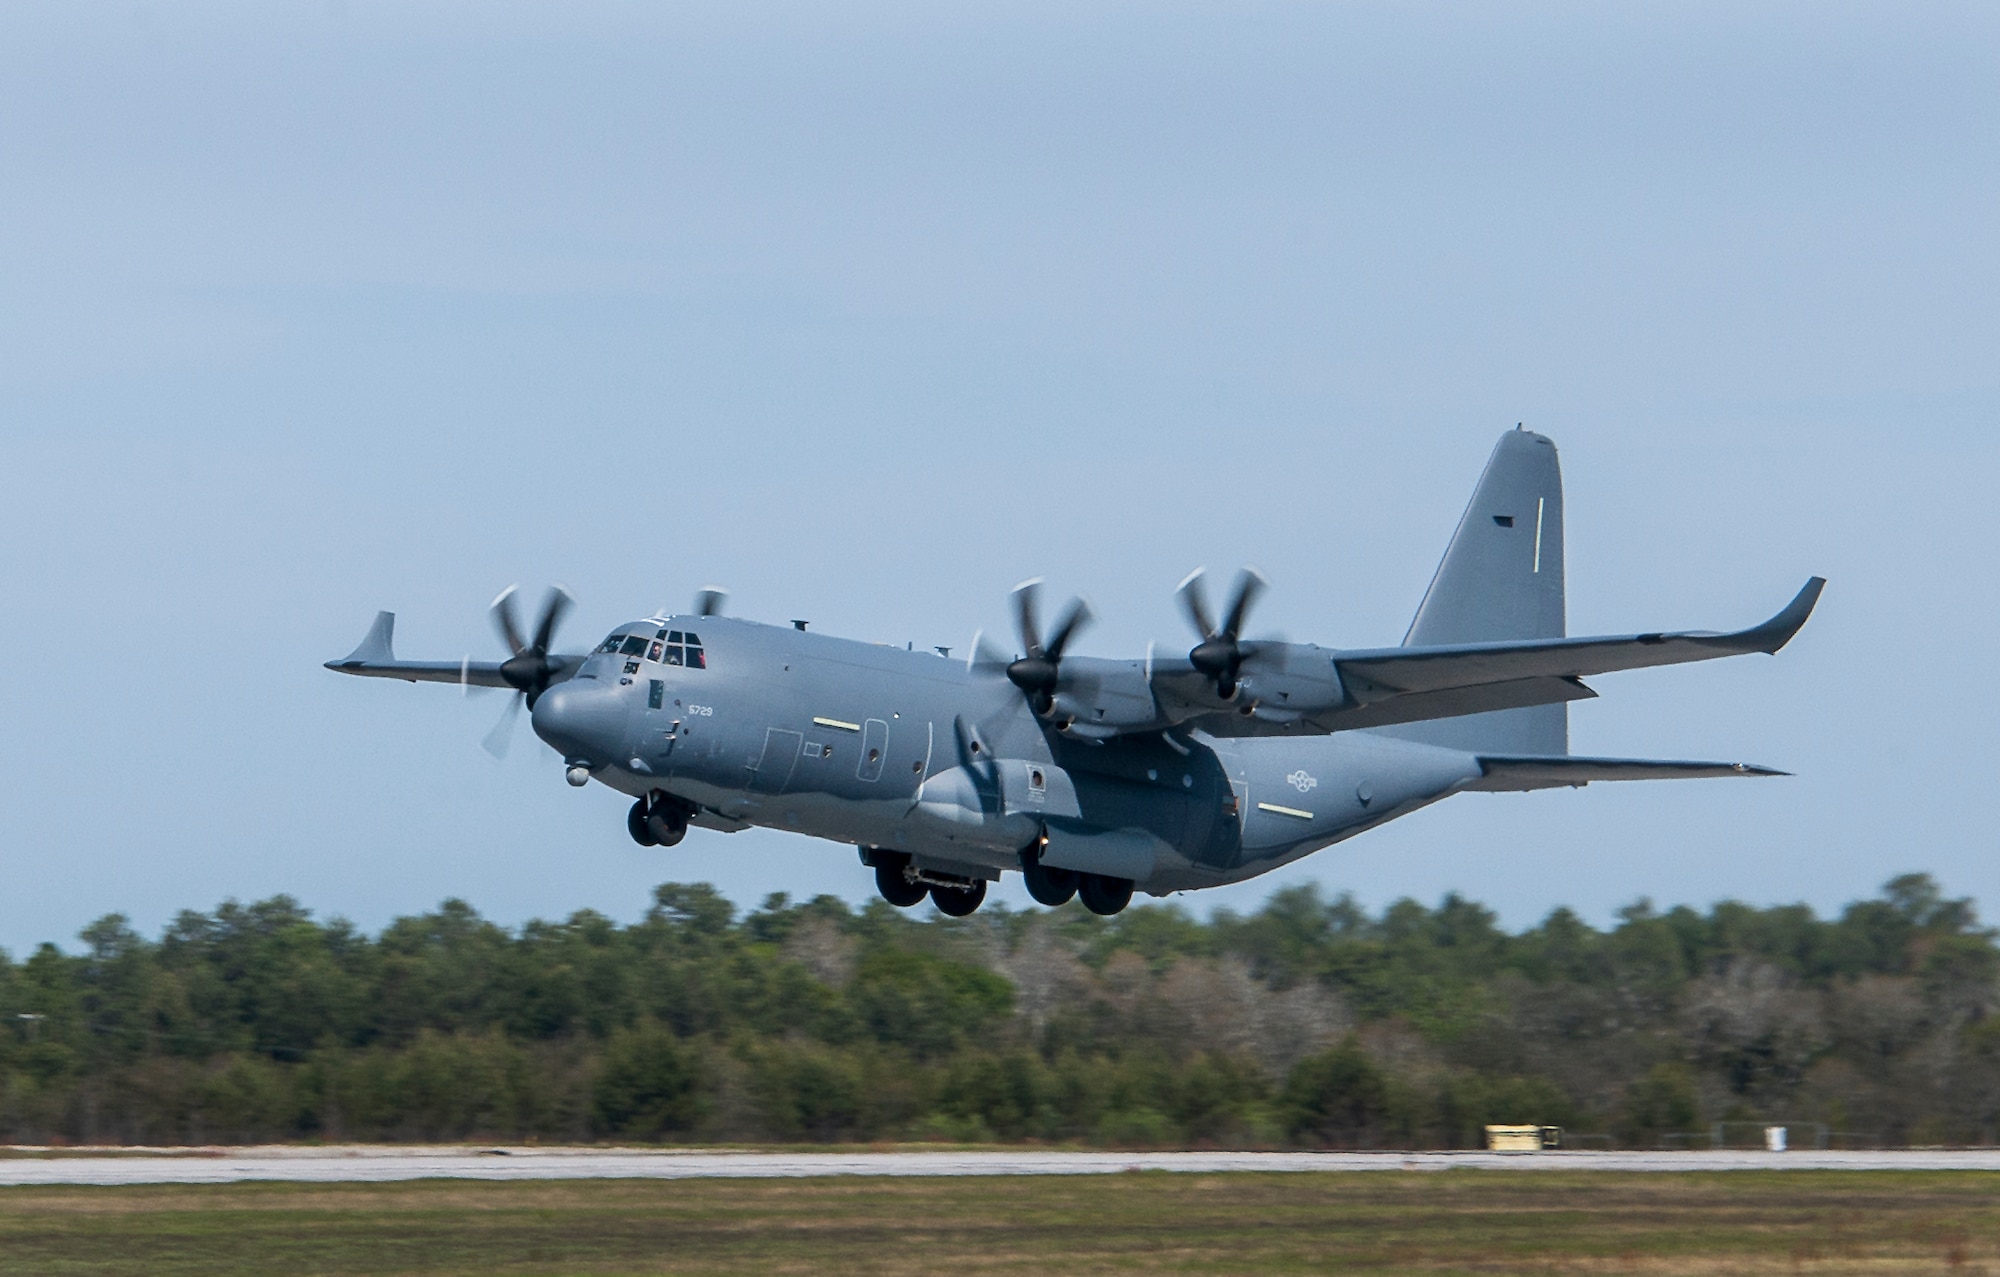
[1,1,1994,952]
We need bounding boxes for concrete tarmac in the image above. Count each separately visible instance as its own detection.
[3,1147,2000,1185]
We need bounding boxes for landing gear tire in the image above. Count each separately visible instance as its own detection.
[931,878,987,917]
[1022,860,1079,907]
[644,794,689,848]
[1077,873,1134,916]
[627,799,658,847]
[875,861,928,908]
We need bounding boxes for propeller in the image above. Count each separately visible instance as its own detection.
[481,693,525,759]
[1004,578,1092,718]
[473,585,574,761]
[1176,566,1267,700]
[693,586,728,617]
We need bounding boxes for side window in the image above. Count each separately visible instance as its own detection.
[596,635,625,654]
[647,640,664,662]
[648,679,664,709]
[619,635,648,657]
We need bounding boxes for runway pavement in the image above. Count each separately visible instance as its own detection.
[4,1147,2000,1185]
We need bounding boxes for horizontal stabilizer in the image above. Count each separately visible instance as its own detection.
[1468,755,1789,792]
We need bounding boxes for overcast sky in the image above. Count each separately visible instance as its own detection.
[0,1,1994,952]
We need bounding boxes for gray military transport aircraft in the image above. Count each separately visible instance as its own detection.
[329,429,1821,917]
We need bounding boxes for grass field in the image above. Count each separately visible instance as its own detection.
[1,1171,1997,1274]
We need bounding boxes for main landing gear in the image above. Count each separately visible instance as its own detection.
[1076,873,1134,916]
[627,792,692,847]
[1023,844,1132,915]
[862,848,1133,916]
[1022,858,1078,907]
[874,860,928,908]
[865,850,990,916]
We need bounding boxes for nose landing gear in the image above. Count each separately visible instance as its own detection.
[628,792,692,847]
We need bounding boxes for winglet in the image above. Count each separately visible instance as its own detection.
[1733,577,1825,655]
[328,611,396,669]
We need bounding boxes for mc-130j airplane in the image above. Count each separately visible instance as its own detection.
[329,429,1821,917]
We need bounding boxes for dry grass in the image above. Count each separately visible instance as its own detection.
[1,1171,1998,1274]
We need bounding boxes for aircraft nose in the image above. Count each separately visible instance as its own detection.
[530,680,628,763]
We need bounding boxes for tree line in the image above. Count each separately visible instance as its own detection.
[1,872,1995,1148]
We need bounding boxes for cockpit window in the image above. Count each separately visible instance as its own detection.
[656,631,706,669]
[603,626,708,669]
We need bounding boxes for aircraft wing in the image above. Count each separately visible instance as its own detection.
[1329,577,1823,706]
[323,610,579,689]
[1154,577,1821,737]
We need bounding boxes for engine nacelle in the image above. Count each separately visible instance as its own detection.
[1233,642,1347,716]
[1044,658,1169,736]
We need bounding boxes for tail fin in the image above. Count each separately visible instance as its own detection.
[1383,428,1567,754]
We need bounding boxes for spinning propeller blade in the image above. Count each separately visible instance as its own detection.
[481,691,524,759]
[1177,566,1267,700]
[475,586,576,759]
[1003,579,1092,718]
[966,629,1013,676]
[492,585,574,709]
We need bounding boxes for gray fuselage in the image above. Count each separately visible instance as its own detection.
[530,614,1483,897]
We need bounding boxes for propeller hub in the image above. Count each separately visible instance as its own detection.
[1006,655,1059,695]
[499,652,551,693]
[1188,639,1237,677]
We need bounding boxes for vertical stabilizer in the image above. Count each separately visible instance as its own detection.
[1382,428,1567,754]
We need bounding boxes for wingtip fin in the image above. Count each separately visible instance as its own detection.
[1750,576,1826,654]
[331,610,396,669]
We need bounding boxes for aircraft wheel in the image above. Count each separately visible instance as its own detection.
[875,862,928,908]
[1022,860,1078,907]
[626,799,659,847]
[1077,873,1133,916]
[645,798,688,848]
[931,878,987,917]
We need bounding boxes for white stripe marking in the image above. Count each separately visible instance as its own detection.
[1533,497,1545,574]
[1257,801,1314,820]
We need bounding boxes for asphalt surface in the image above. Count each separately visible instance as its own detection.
[3,1147,2000,1185]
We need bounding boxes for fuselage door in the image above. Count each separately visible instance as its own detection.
[748,728,803,794]
[857,718,889,782]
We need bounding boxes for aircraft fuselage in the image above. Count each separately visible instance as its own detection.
[531,614,1481,898]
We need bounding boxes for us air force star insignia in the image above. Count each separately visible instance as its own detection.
[1286,770,1318,793]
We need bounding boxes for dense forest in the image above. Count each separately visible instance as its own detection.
[1,873,1996,1148]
